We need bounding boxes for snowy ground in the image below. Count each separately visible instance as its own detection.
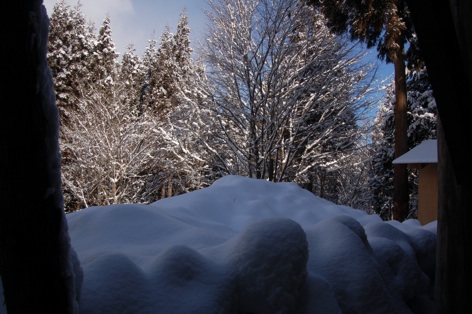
[0,175,436,313]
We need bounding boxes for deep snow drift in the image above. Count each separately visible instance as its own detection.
[0,175,436,313]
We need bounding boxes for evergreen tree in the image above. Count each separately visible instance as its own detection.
[155,26,178,113]
[369,66,437,219]
[141,35,162,116]
[137,31,176,198]
[305,0,421,221]
[162,12,219,196]
[174,10,192,66]
[118,44,147,114]
[141,26,181,118]
[47,0,95,122]
[144,12,218,198]
[47,3,217,208]
[47,0,96,210]
[89,15,119,85]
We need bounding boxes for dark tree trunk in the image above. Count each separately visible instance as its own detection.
[392,37,409,221]
[406,0,472,312]
[0,1,81,313]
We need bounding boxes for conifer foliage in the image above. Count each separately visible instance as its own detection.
[47,0,95,120]
[47,0,97,210]
[90,15,119,85]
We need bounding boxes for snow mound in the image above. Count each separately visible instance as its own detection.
[1,175,437,313]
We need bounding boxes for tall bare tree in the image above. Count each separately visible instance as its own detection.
[202,0,375,188]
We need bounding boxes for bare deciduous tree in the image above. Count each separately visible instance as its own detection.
[62,82,162,209]
[202,0,376,189]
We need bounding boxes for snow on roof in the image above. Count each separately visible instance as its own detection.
[393,139,438,164]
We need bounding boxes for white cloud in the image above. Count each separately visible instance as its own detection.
[44,0,134,24]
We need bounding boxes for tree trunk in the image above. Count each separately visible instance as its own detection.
[392,37,409,221]
[0,1,81,313]
[167,177,173,198]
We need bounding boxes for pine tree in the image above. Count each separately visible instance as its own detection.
[89,15,119,85]
[141,35,162,115]
[140,27,181,118]
[161,11,219,195]
[47,0,96,210]
[172,10,196,104]
[142,11,218,198]
[156,26,178,112]
[47,0,95,122]
[118,44,147,114]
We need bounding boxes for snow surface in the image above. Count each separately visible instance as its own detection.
[393,139,438,164]
[0,175,436,313]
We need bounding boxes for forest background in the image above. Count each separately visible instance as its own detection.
[46,0,437,220]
